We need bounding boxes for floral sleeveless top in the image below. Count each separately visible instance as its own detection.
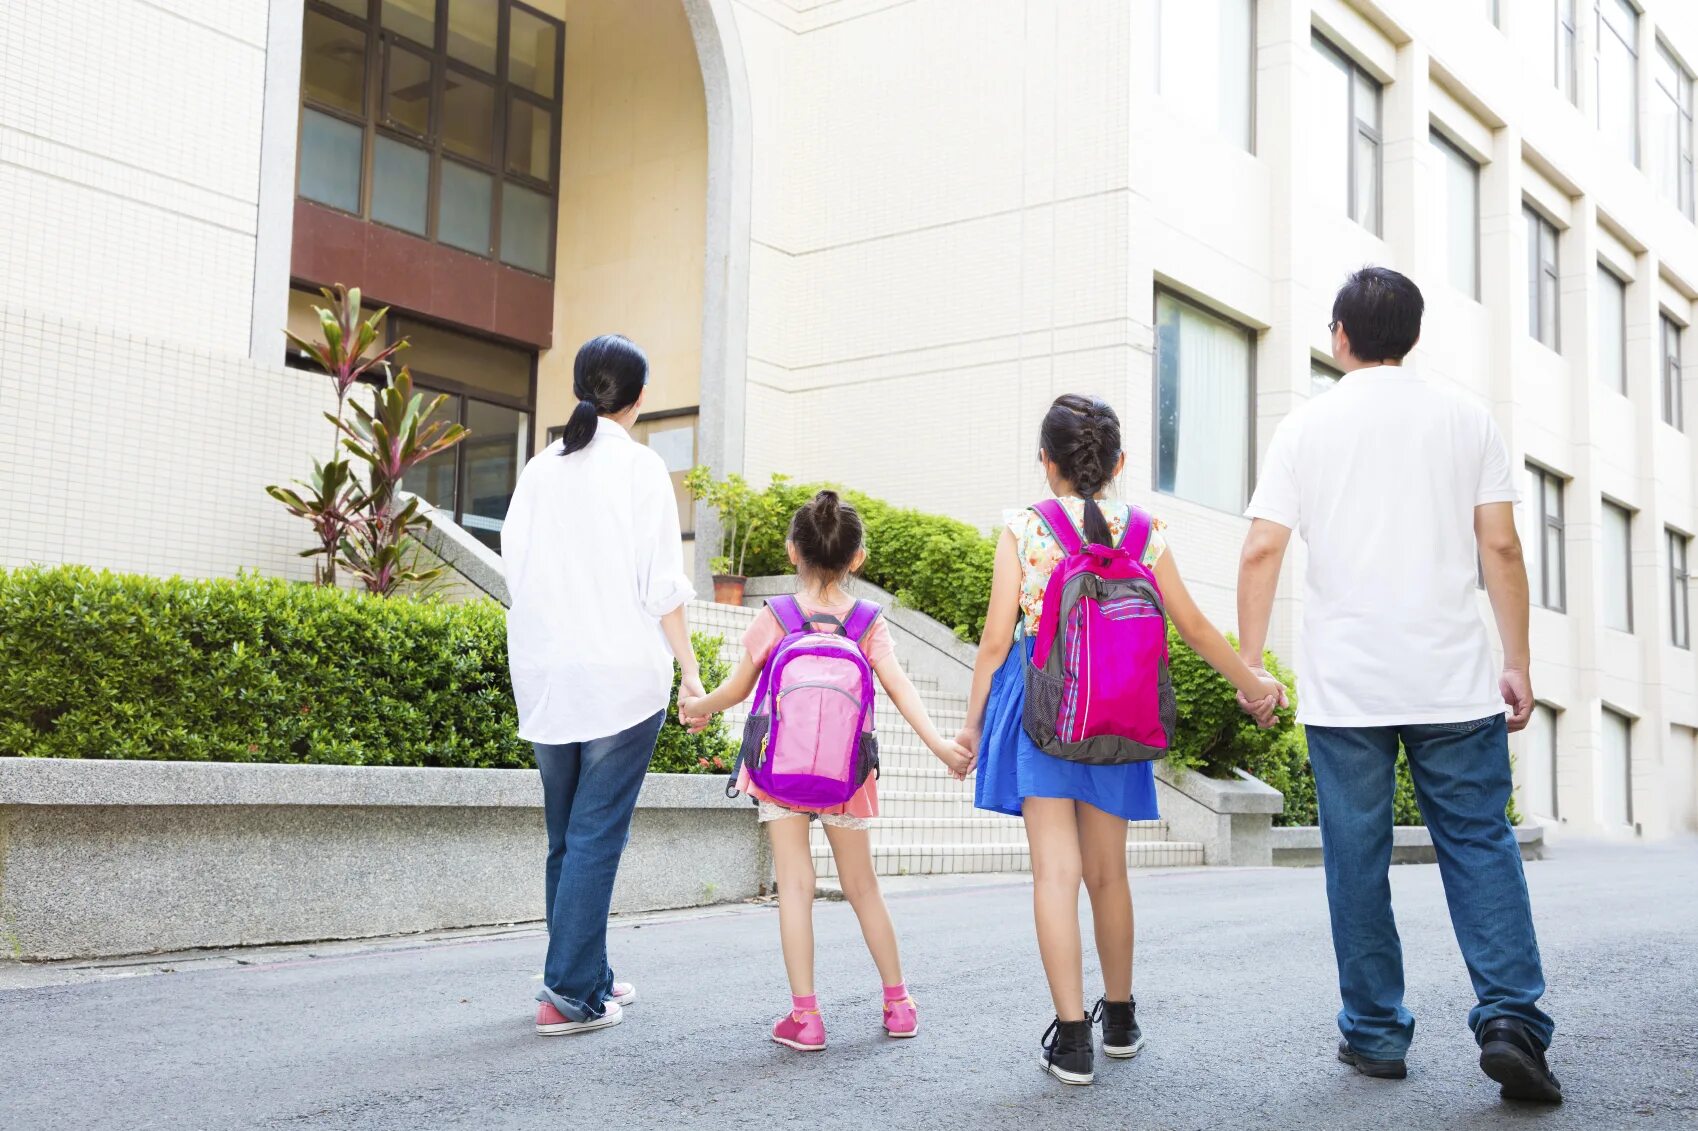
[1004,497,1167,636]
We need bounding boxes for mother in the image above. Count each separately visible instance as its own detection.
[502,333,702,1036]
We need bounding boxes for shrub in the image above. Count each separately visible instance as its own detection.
[0,566,733,773]
[651,633,739,774]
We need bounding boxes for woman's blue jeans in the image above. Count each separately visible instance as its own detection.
[532,710,663,1021]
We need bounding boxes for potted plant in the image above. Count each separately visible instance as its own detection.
[686,467,761,605]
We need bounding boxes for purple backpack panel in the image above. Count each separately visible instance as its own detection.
[1022,499,1177,764]
[733,595,881,809]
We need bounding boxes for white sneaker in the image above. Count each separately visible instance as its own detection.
[607,981,637,1006]
[535,999,623,1036]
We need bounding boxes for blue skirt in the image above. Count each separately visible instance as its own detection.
[974,637,1160,823]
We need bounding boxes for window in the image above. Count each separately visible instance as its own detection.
[1595,0,1640,167]
[1154,290,1254,513]
[1597,266,1627,393]
[1602,500,1633,631]
[1156,0,1255,151]
[1524,703,1559,820]
[1664,314,1687,430]
[1486,0,1501,27]
[1526,206,1561,350]
[1432,132,1481,299]
[393,315,535,551]
[1527,464,1567,611]
[1311,358,1342,396]
[547,409,700,536]
[296,0,564,276]
[1653,42,1695,219]
[1314,34,1383,235]
[1599,707,1633,827]
[1671,528,1692,648]
[1557,0,1580,104]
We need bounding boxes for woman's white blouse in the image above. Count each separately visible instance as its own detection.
[502,417,695,744]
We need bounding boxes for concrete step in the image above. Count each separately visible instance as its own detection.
[805,815,1173,847]
[809,840,1205,877]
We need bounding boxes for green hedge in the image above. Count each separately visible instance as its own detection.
[0,566,736,771]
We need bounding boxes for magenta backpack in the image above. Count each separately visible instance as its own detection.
[731,595,881,808]
[1023,499,1176,763]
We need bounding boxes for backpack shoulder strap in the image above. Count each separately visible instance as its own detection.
[841,599,882,643]
[1030,498,1083,556]
[767,594,807,635]
[1121,506,1154,561]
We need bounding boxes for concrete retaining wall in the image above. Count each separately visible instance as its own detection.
[0,759,766,961]
[1269,824,1547,868]
[1154,764,1286,866]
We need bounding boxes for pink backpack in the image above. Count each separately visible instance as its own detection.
[1023,499,1176,763]
[731,595,881,809]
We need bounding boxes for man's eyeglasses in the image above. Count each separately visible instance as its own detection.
[1327,319,1341,333]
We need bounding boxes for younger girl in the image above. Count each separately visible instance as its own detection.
[681,491,970,1050]
[959,394,1285,1086]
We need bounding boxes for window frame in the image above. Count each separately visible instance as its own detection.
[1528,462,1568,612]
[1526,205,1562,352]
[1671,527,1692,649]
[1154,0,1257,154]
[296,0,565,277]
[1653,39,1695,219]
[1151,286,1258,514]
[1432,130,1483,300]
[1601,498,1635,632]
[1558,0,1580,105]
[1599,705,1635,827]
[1313,33,1383,236]
[1310,356,1342,396]
[1594,0,1641,168]
[1596,263,1629,393]
[546,406,702,539]
[1664,312,1688,430]
[1526,701,1560,820]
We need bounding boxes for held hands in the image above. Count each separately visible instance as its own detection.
[1235,667,1290,730]
[927,733,975,781]
[677,674,712,735]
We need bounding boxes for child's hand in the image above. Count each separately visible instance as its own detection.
[678,696,713,734]
[952,727,981,776]
[928,737,973,781]
[1237,671,1288,730]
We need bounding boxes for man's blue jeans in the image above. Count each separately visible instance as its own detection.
[1306,716,1554,1060]
[533,710,663,1021]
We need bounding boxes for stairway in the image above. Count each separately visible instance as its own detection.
[687,600,1205,876]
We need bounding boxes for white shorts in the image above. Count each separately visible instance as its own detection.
[757,799,872,831]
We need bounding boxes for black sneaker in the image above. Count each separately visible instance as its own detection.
[1040,1017,1095,1085]
[1478,1019,1563,1104]
[1091,997,1146,1059]
[1337,1039,1408,1079]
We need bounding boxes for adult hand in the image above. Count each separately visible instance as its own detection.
[1500,667,1534,733]
[1236,667,1287,729]
[678,675,709,733]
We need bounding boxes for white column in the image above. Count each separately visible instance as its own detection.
[248,0,304,366]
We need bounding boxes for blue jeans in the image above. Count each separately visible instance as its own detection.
[1306,716,1554,1060]
[533,710,663,1021]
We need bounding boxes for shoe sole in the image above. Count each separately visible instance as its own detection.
[536,1010,623,1037]
[1103,1035,1147,1059]
[772,1036,827,1052]
[884,1027,918,1039]
[608,989,636,1006]
[1038,1057,1094,1086]
[1336,1048,1408,1080]
[1480,1043,1563,1104]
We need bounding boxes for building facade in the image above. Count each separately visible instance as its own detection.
[1,0,1693,838]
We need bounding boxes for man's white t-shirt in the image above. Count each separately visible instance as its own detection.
[1244,365,1517,727]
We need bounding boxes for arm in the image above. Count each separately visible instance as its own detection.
[958,528,1024,753]
[1236,518,1292,666]
[660,605,704,703]
[875,654,970,779]
[1476,501,1534,732]
[682,653,762,720]
[1155,547,1286,724]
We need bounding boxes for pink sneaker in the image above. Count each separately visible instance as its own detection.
[883,994,919,1038]
[535,999,623,1036]
[608,981,636,1006]
[771,1008,827,1051]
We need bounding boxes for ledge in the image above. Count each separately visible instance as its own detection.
[1270,824,1546,866]
[1154,763,1285,815]
[414,494,510,606]
[0,759,744,812]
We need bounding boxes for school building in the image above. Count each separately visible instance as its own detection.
[0,0,1694,840]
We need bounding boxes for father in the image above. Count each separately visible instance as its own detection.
[1234,267,1561,1104]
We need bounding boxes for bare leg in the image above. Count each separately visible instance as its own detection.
[1077,801,1133,1002]
[768,816,816,997]
[821,823,904,986]
[1023,796,1085,1020]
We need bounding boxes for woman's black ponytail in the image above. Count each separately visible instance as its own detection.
[560,333,648,456]
[1039,394,1122,546]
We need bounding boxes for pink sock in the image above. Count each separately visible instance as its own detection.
[792,993,819,1013]
[883,983,909,1003]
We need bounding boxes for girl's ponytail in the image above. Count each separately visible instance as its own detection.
[559,333,648,456]
[1040,394,1122,546]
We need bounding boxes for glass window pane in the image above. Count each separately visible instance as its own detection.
[509,7,559,97]
[505,97,553,180]
[460,399,529,551]
[632,418,700,536]
[1311,361,1340,396]
[438,161,494,255]
[442,71,495,162]
[382,0,436,45]
[1157,0,1254,152]
[1603,502,1633,631]
[391,316,533,401]
[298,108,363,212]
[1353,70,1380,131]
[1526,468,1548,606]
[303,10,367,114]
[1598,5,1640,167]
[383,44,433,136]
[1155,292,1252,512]
[371,135,430,234]
[1355,129,1380,233]
[1653,45,1683,205]
[322,0,369,16]
[1545,524,1565,608]
[1523,704,1557,819]
[403,388,461,514]
[447,0,498,72]
[501,180,552,274]
[1598,709,1632,826]
[1433,135,1479,298]
[1597,268,1627,393]
[1311,38,1351,218]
